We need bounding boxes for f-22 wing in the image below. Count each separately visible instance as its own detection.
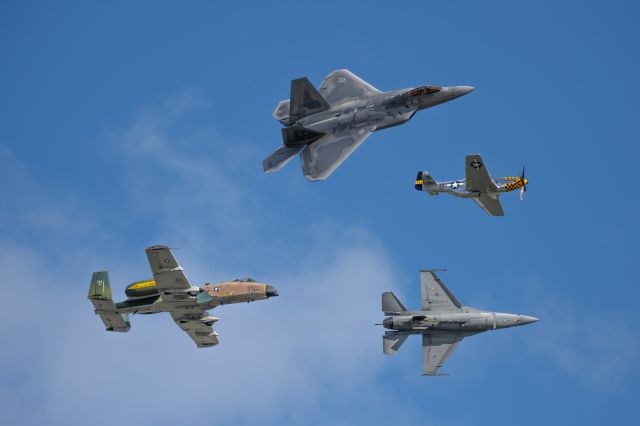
[145,246,219,348]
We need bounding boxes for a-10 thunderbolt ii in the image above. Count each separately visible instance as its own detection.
[263,69,474,181]
[380,270,538,376]
[415,154,529,216]
[87,245,278,348]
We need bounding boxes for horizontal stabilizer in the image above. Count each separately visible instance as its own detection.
[263,144,304,173]
[88,271,130,332]
[382,292,407,313]
[272,99,291,125]
[289,77,330,122]
[415,171,437,194]
[383,333,408,355]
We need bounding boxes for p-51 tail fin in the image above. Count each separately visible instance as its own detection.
[415,171,438,195]
[88,271,130,332]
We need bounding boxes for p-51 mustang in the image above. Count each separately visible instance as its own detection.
[87,245,278,348]
[415,154,528,216]
[380,270,538,376]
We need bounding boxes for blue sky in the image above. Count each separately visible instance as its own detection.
[1,1,639,425]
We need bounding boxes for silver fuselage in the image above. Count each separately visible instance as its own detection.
[291,86,472,136]
[424,177,522,199]
[383,308,538,336]
[114,282,277,315]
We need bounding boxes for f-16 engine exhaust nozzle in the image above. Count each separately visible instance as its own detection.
[382,317,394,329]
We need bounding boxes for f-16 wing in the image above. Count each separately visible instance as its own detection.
[170,308,219,348]
[420,270,462,312]
[318,69,381,105]
[422,332,463,376]
[465,154,498,193]
[473,193,504,216]
[300,126,375,181]
[145,245,194,300]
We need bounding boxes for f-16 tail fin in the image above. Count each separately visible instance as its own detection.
[415,171,438,195]
[288,77,330,123]
[382,292,407,314]
[88,271,130,332]
[383,332,408,355]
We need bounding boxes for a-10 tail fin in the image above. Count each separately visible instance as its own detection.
[415,171,438,195]
[88,271,130,332]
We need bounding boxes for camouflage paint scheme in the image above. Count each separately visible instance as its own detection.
[87,245,278,348]
[381,270,538,376]
[415,154,529,216]
[263,69,473,181]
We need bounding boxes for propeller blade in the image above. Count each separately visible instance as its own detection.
[520,164,527,198]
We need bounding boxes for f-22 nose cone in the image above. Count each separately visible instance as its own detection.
[451,85,475,98]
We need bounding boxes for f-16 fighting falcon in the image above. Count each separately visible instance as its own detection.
[263,69,474,181]
[415,154,528,216]
[380,270,538,376]
[87,245,278,348]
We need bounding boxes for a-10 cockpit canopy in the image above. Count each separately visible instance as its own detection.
[232,277,257,282]
[406,86,442,97]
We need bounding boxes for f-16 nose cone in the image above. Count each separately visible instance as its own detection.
[266,285,278,298]
[518,315,539,325]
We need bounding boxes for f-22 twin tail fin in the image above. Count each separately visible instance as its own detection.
[263,78,330,173]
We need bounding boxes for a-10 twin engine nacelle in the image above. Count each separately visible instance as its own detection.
[125,279,159,298]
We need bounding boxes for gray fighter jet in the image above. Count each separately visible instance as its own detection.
[415,154,529,216]
[263,69,473,181]
[381,270,538,376]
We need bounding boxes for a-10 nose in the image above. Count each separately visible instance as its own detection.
[266,285,279,298]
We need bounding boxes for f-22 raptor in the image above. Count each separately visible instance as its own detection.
[263,69,473,181]
[415,154,529,216]
[87,245,278,348]
[381,270,538,376]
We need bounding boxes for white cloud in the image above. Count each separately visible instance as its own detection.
[525,290,640,390]
[0,91,420,426]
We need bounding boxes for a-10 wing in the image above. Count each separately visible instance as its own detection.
[145,246,219,347]
[145,245,192,299]
[422,333,463,376]
[170,308,219,348]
